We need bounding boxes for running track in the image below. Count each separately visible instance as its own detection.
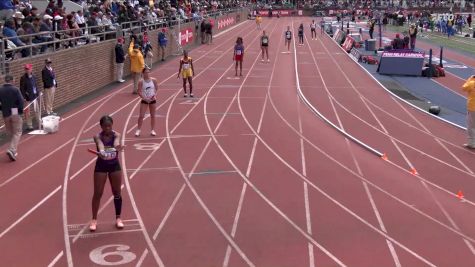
[1,17,475,266]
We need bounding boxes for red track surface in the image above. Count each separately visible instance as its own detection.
[1,17,475,266]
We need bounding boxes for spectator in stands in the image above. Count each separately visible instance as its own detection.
[409,23,417,50]
[115,37,126,83]
[0,74,24,161]
[20,63,40,131]
[13,11,25,30]
[75,10,86,30]
[0,0,15,22]
[463,75,475,149]
[128,38,144,94]
[24,7,39,23]
[158,28,167,61]
[3,19,26,57]
[41,58,57,115]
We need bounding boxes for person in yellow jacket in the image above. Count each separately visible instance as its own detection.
[128,39,145,94]
[463,75,475,149]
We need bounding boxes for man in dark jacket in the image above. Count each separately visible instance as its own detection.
[0,75,24,161]
[20,63,40,130]
[115,37,126,83]
[41,58,57,115]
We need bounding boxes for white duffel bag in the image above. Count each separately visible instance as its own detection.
[42,115,60,133]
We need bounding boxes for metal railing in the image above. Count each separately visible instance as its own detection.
[0,7,245,71]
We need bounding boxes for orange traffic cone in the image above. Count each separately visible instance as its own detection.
[381,153,388,161]
[457,190,464,200]
[410,168,418,175]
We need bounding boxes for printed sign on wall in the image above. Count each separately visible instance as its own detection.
[179,28,193,45]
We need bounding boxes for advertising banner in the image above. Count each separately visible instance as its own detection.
[179,28,193,45]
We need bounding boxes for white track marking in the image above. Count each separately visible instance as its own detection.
[202,21,348,267]
[136,21,262,264]
[0,186,61,239]
[301,29,402,266]
[0,138,73,188]
[12,20,255,266]
[297,93,314,267]
[48,251,64,267]
[121,100,166,267]
[135,249,148,267]
[313,25,475,255]
[62,92,115,266]
[165,58,256,267]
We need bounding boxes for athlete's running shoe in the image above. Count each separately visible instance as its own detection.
[89,220,97,232]
[151,130,156,136]
[116,218,124,229]
[135,129,141,137]
[6,150,16,161]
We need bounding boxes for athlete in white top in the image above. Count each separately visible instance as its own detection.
[136,67,159,137]
[310,20,317,39]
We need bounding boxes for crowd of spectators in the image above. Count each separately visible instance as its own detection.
[307,0,474,10]
[0,0,246,60]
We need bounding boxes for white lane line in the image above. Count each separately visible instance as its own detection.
[222,183,248,267]
[213,20,347,267]
[166,61,256,267]
[190,139,213,179]
[298,93,314,267]
[163,22,276,267]
[0,139,74,189]
[73,229,142,238]
[121,97,166,267]
[62,90,115,267]
[0,186,61,239]
[48,251,64,267]
[135,249,149,267]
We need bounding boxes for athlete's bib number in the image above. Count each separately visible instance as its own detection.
[286,32,291,38]
[144,87,155,100]
[102,148,117,160]
[262,38,268,44]
[236,50,242,55]
[183,63,190,69]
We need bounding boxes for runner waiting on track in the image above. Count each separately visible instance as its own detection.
[285,26,292,52]
[298,23,304,45]
[90,115,125,232]
[310,20,317,39]
[178,50,195,97]
[256,15,262,30]
[135,67,159,137]
[233,37,244,76]
[261,30,269,62]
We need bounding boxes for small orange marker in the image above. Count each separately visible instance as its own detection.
[457,190,464,200]
[381,153,388,161]
[410,168,418,175]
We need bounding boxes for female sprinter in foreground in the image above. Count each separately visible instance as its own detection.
[178,50,195,97]
[234,37,244,76]
[90,115,125,231]
[135,67,159,137]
